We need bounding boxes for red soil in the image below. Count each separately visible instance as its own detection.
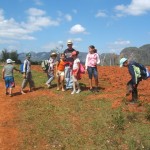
[0,65,150,149]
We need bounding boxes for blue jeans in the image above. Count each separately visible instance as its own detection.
[65,66,73,89]
[46,73,54,85]
[87,66,98,79]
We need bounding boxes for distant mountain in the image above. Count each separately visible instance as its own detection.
[17,44,150,65]
[120,44,150,65]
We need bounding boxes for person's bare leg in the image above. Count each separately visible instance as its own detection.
[57,77,60,90]
[89,79,92,89]
[61,76,65,91]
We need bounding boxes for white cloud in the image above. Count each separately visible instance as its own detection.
[72,9,77,14]
[0,8,60,43]
[108,40,131,53]
[33,0,43,6]
[73,38,82,42]
[115,0,150,16]
[27,8,46,16]
[65,14,72,21]
[95,10,107,18]
[69,24,86,34]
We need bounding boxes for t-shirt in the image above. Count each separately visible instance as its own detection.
[3,64,14,77]
[64,48,75,62]
[73,58,80,70]
[57,60,67,71]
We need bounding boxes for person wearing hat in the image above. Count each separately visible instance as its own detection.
[2,59,20,96]
[45,52,57,88]
[120,58,145,103]
[64,40,75,90]
[20,53,35,94]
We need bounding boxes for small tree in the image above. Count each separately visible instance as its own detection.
[1,49,9,62]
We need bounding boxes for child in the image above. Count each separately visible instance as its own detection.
[71,50,81,94]
[56,53,68,91]
[85,45,100,92]
[120,58,150,103]
[2,59,20,97]
[45,52,57,88]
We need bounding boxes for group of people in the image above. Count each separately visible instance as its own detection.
[2,52,35,96]
[44,40,100,94]
[2,40,150,104]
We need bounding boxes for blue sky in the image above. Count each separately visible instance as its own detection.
[0,0,150,54]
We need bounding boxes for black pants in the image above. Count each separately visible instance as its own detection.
[127,78,141,101]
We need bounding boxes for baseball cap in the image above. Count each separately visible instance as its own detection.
[120,58,127,67]
[6,59,15,64]
[67,40,73,45]
[26,53,31,57]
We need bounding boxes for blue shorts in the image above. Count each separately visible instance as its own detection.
[4,76,15,88]
[87,66,98,79]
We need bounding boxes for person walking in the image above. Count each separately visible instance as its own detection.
[45,52,57,88]
[120,58,150,103]
[71,50,81,94]
[20,53,35,94]
[85,45,100,92]
[64,40,75,90]
[2,59,20,97]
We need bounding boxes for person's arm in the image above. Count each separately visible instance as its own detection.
[22,60,27,78]
[55,61,59,76]
[96,53,100,65]
[2,68,5,79]
[128,65,136,85]
[85,54,89,70]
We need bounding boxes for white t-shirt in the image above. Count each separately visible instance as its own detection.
[73,58,80,70]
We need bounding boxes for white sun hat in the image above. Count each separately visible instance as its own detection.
[67,40,73,45]
[120,58,127,67]
[6,59,15,64]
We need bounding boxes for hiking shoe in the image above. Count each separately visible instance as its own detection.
[89,88,94,92]
[5,92,9,95]
[21,90,26,94]
[71,90,76,94]
[94,87,99,92]
[76,89,81,94]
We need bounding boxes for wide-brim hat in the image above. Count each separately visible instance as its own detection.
[50,52,57,57]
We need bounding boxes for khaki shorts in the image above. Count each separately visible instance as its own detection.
[57,70,65,77]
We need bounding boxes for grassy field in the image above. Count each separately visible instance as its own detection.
[1,65,150,150]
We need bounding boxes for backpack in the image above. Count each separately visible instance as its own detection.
[137,64,147,80]
[41,60,49,71]
[79,63,85,74]
[20,63,27,74]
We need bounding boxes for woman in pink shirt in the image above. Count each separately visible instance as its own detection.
[85,45,100,92]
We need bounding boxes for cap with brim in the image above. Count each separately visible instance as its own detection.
[26,53,31,57]
[6,59,15,64]
[120,58,127,67]
[71,51,77,57]
[50,52,57,57]
[67,40,73,45]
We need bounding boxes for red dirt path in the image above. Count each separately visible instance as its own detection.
[0,65,150,150]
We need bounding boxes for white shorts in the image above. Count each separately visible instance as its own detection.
[57,70,65,77]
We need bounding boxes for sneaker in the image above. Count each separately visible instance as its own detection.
[89,88,94,92]
[94,87,99,92]
[76,89,81,94]
[71,90,76,94]
[21,90,26,94]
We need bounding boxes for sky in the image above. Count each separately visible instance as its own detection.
[0,0,150,54]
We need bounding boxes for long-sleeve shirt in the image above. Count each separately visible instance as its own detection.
[85,53,100,69]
